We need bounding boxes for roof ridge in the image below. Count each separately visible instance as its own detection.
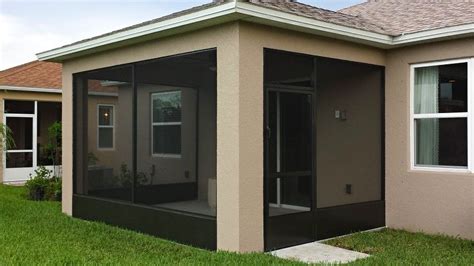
[0,60,42,79]
[293,0,359,17]
[338,0,369,13]
[311,1,392,34]
[294,0,382,25]
[249,0,388,34]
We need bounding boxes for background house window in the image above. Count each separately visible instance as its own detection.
[98,105,114,149]
[412,60,471,169]
[151,91,182,156]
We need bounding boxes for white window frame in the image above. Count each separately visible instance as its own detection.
[3,101,37,170]
[151,91,182,158]
[410,58,474,173]
[97,104,115,150]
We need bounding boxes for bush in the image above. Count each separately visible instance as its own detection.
[45,177,62,201]
[25,175,49,201]
[25,166,61,201]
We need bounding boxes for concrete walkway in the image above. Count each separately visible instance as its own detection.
[271,242,369,264]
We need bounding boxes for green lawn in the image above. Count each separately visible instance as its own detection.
[1,184,473,265]
[325,229,474,265]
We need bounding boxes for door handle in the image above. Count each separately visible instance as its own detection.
[265,126,271,139]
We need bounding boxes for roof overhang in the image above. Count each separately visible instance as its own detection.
[37,1,474,62]
[392,23,474,45]
[0,85,62,94]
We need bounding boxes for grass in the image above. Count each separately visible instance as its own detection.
[0,185,299,265]
[325,229,474,265]
[1,184,473,265]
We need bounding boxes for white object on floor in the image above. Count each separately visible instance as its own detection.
[154,200,216,216]
[271,242,370,264]
[208,178,217,209]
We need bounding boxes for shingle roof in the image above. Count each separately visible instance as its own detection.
[49,1,225,51]
[41,0,387,54]
[247,0,387,34]
[0,61,62,90]
[38,0,474,56]
[339,0,474,35]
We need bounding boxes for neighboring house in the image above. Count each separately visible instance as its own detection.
[36,0,474,252]
[0,61,62,183]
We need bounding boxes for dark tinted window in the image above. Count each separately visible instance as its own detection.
[416,118,467,167]
[7,117,32,150]
[74,50,217,217]
[265,50,314,87]
[5,100,34,114]
[79,66,133,202]
[37,101,62,166]
[414,63,467,114]
[7,153,33,168]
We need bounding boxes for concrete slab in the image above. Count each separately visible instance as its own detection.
[271,242,370,264]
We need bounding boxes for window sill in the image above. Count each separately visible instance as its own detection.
[97,148,115,151]
[152,154,181,159]
[410,166,470,174]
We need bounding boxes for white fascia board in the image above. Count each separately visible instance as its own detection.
[236,2,474,47]
[36,1,474,61]
[36,2,238,61]
[393,23,474,45]
[0,85,62,94]
[235,2,393,46]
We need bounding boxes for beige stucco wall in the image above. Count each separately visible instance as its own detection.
[61,21,388,252]
[316,59,383,208]
[237,22,385,250]
[385,37,474,240]
[61,22,260,252]
[0,91,61,183]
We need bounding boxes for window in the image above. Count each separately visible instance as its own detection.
[97,104,114,149]
[411,58,473,171]
[4,100,34,114]
[151,91,182,157]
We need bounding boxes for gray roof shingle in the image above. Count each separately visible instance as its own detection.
[43,0,387,54]
[40,0,474,55]
[339,0,474,35]
[58,1,225,49]
[246,0,388,34]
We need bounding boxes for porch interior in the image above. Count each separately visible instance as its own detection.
[75,50,218,218]
[71,47,384,251]
[264,50,384,250]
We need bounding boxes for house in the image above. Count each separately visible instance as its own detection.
[36,0,474,252]
[0,61,62,183]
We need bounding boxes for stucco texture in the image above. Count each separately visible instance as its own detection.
[60,18,473,252]
[61,21,387,252]
[385,37,474,240]
[61,22,263,252]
